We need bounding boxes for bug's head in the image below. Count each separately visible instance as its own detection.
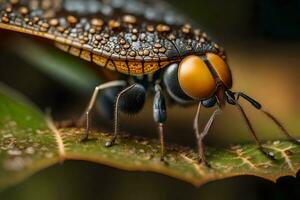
[175,53,300,151]
[177,53,232,106]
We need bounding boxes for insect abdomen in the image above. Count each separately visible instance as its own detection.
[0,0,225,76]
[55,42,172,75]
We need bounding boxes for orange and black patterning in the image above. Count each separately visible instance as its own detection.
[0,0,298,166]
[0,0,225,76]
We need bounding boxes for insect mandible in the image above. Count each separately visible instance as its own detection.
[0,0,299,165]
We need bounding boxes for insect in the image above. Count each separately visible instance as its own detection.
[0,0,299,165]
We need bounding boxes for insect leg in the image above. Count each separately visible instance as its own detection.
[153,83,167,161]
[225,92,276,159]
[79,80,127,141]
[235,92,300,144]
[105,84,146,147]
[194,102,221,166]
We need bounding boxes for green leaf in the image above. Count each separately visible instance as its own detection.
[0,83,59,190]
[0,83,300,191]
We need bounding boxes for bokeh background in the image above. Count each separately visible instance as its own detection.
[1,0,300,199]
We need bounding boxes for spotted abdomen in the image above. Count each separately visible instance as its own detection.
[0,0,225,75]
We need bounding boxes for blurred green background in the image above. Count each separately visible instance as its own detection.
[0,0,300,199]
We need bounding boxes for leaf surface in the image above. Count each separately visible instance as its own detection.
[0,83,300,191]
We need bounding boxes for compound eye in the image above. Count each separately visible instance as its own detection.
[206,53,232,89]
[178,55,216,100]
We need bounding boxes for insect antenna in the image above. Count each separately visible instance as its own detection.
[226,91,300,144]
[260,108,300,143]
[225,93,275,159]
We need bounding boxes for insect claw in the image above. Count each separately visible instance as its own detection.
[198,158,211,167]
[267,152,275,160]
[160,157,169,166]
[260,148,276,160]
[292,139,300,145]
[288,139,300,145]
[105,140,115,147]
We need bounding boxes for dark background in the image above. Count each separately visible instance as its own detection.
[1,0,300,199]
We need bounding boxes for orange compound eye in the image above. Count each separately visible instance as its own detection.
[178,55,216,100]
[206,53,232,89]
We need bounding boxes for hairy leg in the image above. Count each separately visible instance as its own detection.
[79,80,127,141]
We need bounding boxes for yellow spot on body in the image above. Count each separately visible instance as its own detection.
[91,18,104,27]
[114,60,128,74]
[106,60,116,70]
[92,54,107,67]
[108,19,120,29]
[55,42,69,52]
[55,36,66,43]
[1,16,9,23]
[49,18,59,26]
[144,62,159,74]
[19,7,29,16]
[146,25,154,32]
[57,26,65,32]
[156,24,170,32]
[69,47,81,56]
[182,24,192,34]
[122,15,137,24]
[159,61,170,68]
[5,7,12,13]
[67,15,78,26]
[44,33,55,40]
[80,50,91,62]
[128,61,143,74]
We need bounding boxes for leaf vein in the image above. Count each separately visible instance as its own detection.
[46,116,66,161]
[266,146,295,172]
[180,154,206,176]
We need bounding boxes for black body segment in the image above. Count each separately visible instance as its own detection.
[163,63,193,103]
[201,96,217,108]
[153,85,167,123]
[119,83,146,114]
[153,83,167,161]
[98,86,123,120]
